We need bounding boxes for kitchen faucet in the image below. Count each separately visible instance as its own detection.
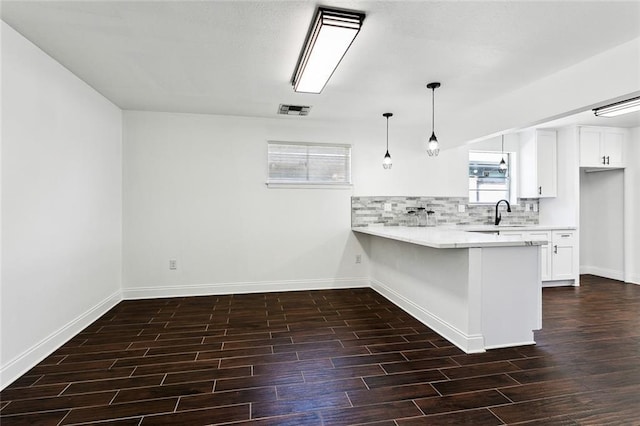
[494,199,511,226]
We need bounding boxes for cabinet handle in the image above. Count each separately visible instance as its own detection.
[606,156,610,165]
[602,156,606,164]
[554,245,558,254]
[538,186,542,195]
[560,234,571,238]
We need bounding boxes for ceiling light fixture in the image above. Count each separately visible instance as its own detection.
[593,96,640,117]
[426,82,441,157]
[382,112,393,169]
[292,7,365,94]
[499,135,507,174]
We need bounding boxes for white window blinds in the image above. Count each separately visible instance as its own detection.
[267,142,351,185]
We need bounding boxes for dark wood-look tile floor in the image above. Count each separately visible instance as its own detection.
[1,274,639,425]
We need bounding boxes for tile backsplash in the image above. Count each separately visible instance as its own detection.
[351,196,539,227]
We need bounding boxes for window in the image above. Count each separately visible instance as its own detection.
[267,141,351,187]
[469,151,512,203]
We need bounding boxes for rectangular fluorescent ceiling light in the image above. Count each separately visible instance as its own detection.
[593,96,640,117]
[292,7,365,94]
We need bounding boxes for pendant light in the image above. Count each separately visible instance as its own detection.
[382,113,393,169]
[426,82,441,156]
[499,135,507,174]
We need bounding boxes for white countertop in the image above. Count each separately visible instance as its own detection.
[444,224,577,232]
[352,226,547,249]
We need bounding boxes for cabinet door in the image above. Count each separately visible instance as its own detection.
[551,231,576,280]
[527,231,551,281]
[519,130,557,198]
[602,130,624,166]
[536,131,557,198]
[579,127,603,167]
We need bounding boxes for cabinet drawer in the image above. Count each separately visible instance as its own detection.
[527,231,551,243]
[552,231,575,244]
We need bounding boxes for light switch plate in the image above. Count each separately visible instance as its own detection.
[458,204,466,213]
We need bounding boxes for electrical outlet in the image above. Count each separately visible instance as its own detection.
[526,203,531,211]
[169,259,177,270]
[533,204,538,212]
[355,254,362,264]
[458,204,466,213]
[384,203,392,212]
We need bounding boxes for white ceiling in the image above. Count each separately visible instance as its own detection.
[2,1,640,134]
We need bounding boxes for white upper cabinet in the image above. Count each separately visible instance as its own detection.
[519,129,557,198]
[579,126,626,168]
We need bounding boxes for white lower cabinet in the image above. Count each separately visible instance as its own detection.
[528,231,552,281]
[550,230,576,280]
[501,229,576,283]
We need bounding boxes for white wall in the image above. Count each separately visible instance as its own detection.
[579,169,625,280]
[0,22,122,388]
[625,127,640,284]
[122,111,469,297]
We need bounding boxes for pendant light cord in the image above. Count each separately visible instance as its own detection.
[501,135,504,154]
[431,87,435,134]
[386,116,389,151]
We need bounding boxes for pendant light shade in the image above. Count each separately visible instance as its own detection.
[382,112,393,169]
[499,135,507,174]
[426,82,441,156]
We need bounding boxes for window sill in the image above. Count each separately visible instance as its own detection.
[266,182,353,190]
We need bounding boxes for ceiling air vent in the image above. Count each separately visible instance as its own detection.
[278,104,311,116]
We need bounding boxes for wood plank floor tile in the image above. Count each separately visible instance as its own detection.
[140,405,250,425]
[431,374,519,396]
[440,360,522,380]
[177,387,277,411]
[0,410,69,426]
[363,369,447,388]
[319,400,422,426]
[60,398,178,424]
[112,380,215,404]
[397,408,504,425]
[276,377,367,400]
[1,390,116,415]
[252,359,333,375]
[163,365,251,385]
[414,389,511,415]
[252,392,350,418]
[214,372,303,392]
[330,352,406,368]
[380,357,458,374]
[131,359,221,376]
[0,383,67,401]
[489,394,597,423]
[62,374,164,395]
[1,276,638,425]
[301,364,384,383]
[226,411,323,426]
[218,351,299,368]
[347,383,438,406]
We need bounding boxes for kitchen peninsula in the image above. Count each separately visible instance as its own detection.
[353,226,544,353]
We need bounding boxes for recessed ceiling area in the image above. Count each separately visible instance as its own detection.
[2,1,639,138]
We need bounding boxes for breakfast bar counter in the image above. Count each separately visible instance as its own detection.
[352,226,544,353]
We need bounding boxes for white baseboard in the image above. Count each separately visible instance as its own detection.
[542,279,575,288]
[122,277,370,300]
[370,279,485,354]
[580,265,625,281]
[0,290,122,390]
[626,273,640,285]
